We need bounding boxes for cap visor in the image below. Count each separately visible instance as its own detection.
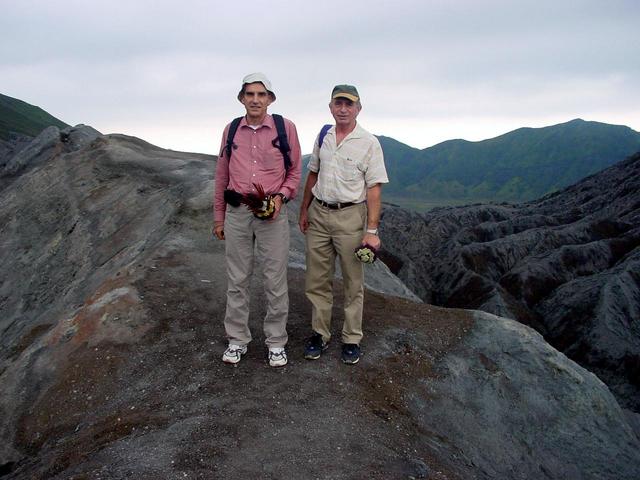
[332,93,359,102]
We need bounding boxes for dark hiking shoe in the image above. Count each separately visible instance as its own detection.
[304,332,328,360]
[341,343,361,364]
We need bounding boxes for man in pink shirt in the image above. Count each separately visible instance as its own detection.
[213,73,301,367]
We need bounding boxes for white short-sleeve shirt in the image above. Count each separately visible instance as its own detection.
[308,123,388,204]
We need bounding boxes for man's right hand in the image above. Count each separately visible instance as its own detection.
[213,223,225,240]
[298,209,309,234]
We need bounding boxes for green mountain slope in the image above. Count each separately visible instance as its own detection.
[380,119,640,203]
[0,93,69,141]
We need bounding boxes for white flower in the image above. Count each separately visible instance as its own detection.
[355,246,376,264]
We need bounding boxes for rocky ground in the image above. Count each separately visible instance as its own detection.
[380,152,640,412]
[1,127,639,479]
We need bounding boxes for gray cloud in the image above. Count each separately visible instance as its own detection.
[1,0,638,152]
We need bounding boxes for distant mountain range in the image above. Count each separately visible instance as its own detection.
[380,119,640,203]
[3,93,640,205]
[0,93,69,141]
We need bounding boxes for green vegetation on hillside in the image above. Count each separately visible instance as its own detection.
[380,119,640,204]
[383,195,483,213]
[0,93,69,141]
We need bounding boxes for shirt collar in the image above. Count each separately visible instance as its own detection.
[239,114,274,130]
[330,122,365,141]
[349,122,366,139]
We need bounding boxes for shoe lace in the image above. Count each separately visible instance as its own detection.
[226,346,243,356]
[270,350,286,359]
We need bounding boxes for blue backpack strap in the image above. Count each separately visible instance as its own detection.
[271,113,292,170]
[225,117,243,160]
[318,124,332,149]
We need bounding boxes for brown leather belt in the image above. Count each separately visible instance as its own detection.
[315,198,358,209]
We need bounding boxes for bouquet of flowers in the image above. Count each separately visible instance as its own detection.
[354,243,378,264]
[241,183,276,219]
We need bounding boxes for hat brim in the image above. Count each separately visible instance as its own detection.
[237,86,276,102]
[332,93,359,102]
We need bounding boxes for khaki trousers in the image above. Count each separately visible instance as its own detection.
[223,204,289,348]
[305,200,366,344]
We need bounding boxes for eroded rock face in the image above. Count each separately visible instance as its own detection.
[0,132,33,169]
[381,152,640,411]
[415,311,639,479]
[1,131,638,479]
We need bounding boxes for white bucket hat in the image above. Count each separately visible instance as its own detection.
[238,72,276,101]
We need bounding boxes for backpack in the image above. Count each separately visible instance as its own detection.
[224,114,292,170]
[318,124,332,149]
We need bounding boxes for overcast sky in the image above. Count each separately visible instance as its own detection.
[2,0,639,154]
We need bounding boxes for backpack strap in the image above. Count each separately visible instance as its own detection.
[318,124,332,149]
[225,116,243,160]
[225,114,292,171]
[271,113,292,171]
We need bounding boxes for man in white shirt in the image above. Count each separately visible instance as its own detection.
[298,84,389,364]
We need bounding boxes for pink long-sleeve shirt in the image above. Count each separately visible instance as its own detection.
[214,114,302,223]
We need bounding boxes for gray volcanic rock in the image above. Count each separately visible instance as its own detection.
[380,152,640,411]
[1,125,60,176]
[0,132,33,168]
[1,130,639,479]
[416,311,639,479]
[625,410,640,440]
[0,125,101,177]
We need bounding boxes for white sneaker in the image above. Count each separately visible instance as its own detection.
[222,344,247,364]
[268,347,288,367]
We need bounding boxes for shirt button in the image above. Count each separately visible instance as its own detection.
[253,146,257,149]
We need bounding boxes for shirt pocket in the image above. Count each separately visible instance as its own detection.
[260,143,285,173]
[336,153,358,182]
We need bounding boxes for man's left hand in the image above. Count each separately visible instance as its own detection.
[270,194,283,220]
[362,232,381,250]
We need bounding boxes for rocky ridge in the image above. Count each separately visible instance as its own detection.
[0,126,638,479]
[380,152,640,412]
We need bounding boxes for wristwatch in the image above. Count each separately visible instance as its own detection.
[366,228,379,235]
[276,192,289,203]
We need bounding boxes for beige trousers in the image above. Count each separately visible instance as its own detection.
[305,200,367,344]
[223,204,289,348]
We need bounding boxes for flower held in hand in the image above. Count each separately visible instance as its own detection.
[355,243,378,263]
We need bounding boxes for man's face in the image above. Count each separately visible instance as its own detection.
[241,82,273,121]
[329,97,361,128]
